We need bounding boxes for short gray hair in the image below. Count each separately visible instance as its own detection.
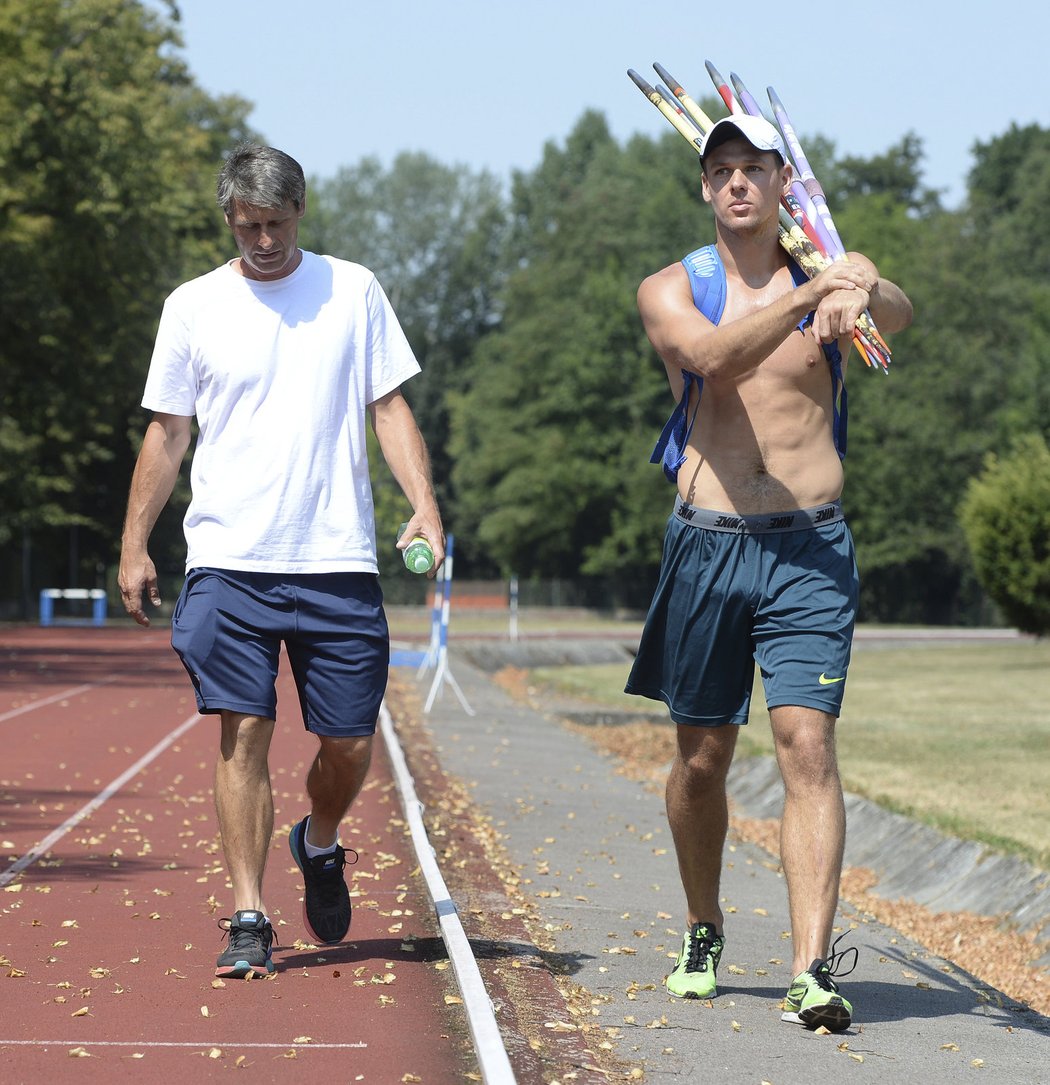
[216,143,306,215]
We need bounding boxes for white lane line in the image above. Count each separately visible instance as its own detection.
[0,679,116,723]
[378,702,517,1085]
[0,711,202,887]
[0,1040,369,1049]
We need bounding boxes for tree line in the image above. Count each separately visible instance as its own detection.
[2,0,1047,626]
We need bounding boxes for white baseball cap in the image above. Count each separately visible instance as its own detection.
[700,115,787,162]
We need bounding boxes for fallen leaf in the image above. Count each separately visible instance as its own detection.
[68,1047,91,1058]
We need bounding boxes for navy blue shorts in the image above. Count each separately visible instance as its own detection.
[171,568,389,737]
[625,501,859,725]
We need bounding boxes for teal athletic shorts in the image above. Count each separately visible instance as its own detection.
[625,500,859,725]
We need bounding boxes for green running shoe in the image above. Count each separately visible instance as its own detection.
[781,934,857,1031]
[666,922,724,999]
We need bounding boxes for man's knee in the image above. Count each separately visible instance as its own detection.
[674,724,737,786]
[771,708,839,787]
[316,734,373,774]
[218,712,275,764]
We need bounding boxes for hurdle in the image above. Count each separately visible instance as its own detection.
[423,535,474,716]
[39,588,107,627]
[416,558,445,677]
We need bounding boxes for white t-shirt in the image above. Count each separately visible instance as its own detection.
[142,252,420,574]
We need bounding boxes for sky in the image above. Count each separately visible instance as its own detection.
[160,0,1049,208]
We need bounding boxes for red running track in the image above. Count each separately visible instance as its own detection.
[0,626,478,1082]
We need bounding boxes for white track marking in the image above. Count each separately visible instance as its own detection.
[0,711,201,887]
[0,679,116,723]
[379,702,517,1084]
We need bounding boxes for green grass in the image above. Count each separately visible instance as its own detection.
[527,640,1050,869]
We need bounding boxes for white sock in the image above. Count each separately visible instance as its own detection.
[302,815,338,859]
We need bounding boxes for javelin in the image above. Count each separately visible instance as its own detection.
[654,62,717,131]
[767,84,891,361]
[768,85,847,257]
[629,65,891,370]
[627,69,705,152]
[705,59,742,115]
[730,70,835,256]
[729,66,887,365]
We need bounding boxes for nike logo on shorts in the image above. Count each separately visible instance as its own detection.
[818,673,846,685]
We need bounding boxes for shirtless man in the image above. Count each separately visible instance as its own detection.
[625,115,912,1031]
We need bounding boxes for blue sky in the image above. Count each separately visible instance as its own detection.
[162,0,1048,207]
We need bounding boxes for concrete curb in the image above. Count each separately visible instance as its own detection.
[728,756,1050,961]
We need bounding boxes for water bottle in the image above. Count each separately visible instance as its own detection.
[397,522,435,574]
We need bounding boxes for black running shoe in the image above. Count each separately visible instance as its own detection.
[288,816,356,944]
[216,910,275,978]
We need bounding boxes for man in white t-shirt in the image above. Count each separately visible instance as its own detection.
[118,144,443,979]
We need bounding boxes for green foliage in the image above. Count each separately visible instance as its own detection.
[0,0,254,602]
[831,124,1050,622]
[959,434,1050,635]
[301,152,509,526]
[448,119,706,595]
[3,14,1048,629]
[834,133,942,213]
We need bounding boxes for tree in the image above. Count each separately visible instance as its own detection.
[300,152,510,527]
[827,124,1050,622]
[0,0,254,610]
[448,116,708,595]
[959,434,1050,635]
[833,133,942,214]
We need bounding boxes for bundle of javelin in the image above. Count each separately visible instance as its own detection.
[628,61,891,372]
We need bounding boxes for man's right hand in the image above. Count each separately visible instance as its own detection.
[118,551,162,627]
[808,259,875,303]
[808,257,880,344]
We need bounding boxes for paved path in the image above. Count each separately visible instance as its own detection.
[416,648,1050,1084]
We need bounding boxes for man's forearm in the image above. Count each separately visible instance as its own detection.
[371,394,439,516]
[868,278,913,335]
[122,416,190,551]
